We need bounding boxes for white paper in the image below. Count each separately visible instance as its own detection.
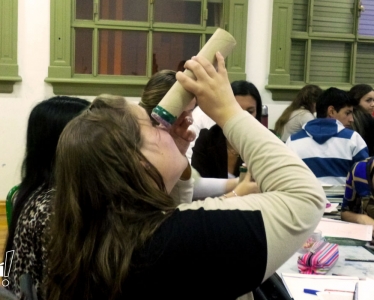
[325,203,339,213]
[281,273,358,300]
[316,218,373,241]
[357,279,374,300]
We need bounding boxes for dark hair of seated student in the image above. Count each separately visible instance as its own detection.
[4,96,90,298]
[274,84,322,141]
[351,105,374,156]
[139,69,177,125]
[348,83,374,115]
[316,87,355,118]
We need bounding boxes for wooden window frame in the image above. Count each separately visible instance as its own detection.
[0,0,21,93]
[46,0,248,96]
[267,0,374,100]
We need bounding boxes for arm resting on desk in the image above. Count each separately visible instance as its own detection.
[341,211,374,226]
[341,211,374,237]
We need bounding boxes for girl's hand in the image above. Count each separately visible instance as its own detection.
[176,52,242,128]
[168,111,196,155]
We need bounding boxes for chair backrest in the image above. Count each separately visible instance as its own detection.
[19,273,38,300]
[6,185,19,226]
[0,286,18,300]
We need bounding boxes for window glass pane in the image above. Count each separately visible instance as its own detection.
[310,41,351,83]
[207,0,223,27]
[290,40,306,81]
[356,43,374,83]
[75,28,93,74]
[293,0,308,32]
[358,0,374,37]
[312,0,355,34]
[152,32,200,73]
[154,0,201,25]
[76,0,93,20]
[99,30,147,75]
[100,0,148,21]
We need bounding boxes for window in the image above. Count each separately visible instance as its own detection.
[46,0,248,96]
[267,0,374,100]
[0,0,21,93]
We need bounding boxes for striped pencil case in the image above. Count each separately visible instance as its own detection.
[297,241,339,275]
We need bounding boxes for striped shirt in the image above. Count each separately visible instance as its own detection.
[286,118,368,185]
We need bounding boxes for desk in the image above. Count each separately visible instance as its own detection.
[253,245,374,300]
[277,246,374,280]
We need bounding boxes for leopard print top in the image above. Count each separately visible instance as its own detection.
[6,187,53,299]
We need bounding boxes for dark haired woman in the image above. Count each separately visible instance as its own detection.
[348,84,374,156]
[274,84,322,142]
[4,96,90,298]
[349,83,374,115]
[191,80,262,179]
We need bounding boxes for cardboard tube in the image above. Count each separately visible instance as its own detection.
[151,28,237,127]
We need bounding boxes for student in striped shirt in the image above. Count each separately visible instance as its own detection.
[286,87,369,186]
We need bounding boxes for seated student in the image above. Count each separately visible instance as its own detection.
[139,70,256,201]
[191,80,262,178]
[274,84,322,142]
[286,87,369,186]
[341,157,374,240]
[349,83,374,115]
[348,85,374,156]
[350,106,374,156]
[4,96,90,299]
[46,53,325,300]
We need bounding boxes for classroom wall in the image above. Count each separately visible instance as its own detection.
[0,0,290,199]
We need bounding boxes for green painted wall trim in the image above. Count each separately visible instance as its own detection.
[266,84,357,101]
[0,81,18,93]
[228,72,247,82]
[49,82,147,97]
[0,0,20,92]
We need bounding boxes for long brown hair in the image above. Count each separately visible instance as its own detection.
[47,94,176,300]
[274,84,322,136]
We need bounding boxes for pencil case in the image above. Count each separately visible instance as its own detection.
[297,241,339,275]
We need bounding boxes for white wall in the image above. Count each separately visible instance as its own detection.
[0,0,290,199]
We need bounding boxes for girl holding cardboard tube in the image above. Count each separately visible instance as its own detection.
[46,53,325,300]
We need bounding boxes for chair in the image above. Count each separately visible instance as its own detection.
[6,185,19,226]
[0,286,18,300]
[19,273,38,300]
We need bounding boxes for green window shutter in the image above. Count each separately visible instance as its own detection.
[290,40,306,82]
[310,41,351,83]
[48,0,72,79]
[226,0,248,82]
[0,0,21,93]
[268,0,293,86]
[312,0,355,35]
[293,0,308,32]
[356,43,374,83]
